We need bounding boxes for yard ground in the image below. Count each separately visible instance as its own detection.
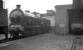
[0,32,82,50]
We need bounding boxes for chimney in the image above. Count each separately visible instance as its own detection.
[16,5,21,9]
[73,0,83,9]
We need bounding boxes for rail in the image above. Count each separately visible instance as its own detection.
[71,36,83,50]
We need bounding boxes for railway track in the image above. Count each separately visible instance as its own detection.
[71,36,83,50]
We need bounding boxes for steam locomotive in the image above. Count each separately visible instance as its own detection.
[9,5,50,37]
[68,9,83,35]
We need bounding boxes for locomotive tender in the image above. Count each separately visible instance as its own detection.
[0,0,8,39]
[9,5,50,37]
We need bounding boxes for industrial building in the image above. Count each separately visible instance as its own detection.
[41,10,56,32]
[55,4,72,35]
[55,0,83,35]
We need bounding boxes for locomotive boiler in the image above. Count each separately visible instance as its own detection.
[9,5,50,37]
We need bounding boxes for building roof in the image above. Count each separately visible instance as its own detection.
[55,4,72,9]
[40,13,55,17]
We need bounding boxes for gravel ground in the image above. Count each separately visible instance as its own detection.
[0,33,75,50]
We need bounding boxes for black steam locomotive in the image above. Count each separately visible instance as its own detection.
[68,9,83,35]
[9,5,50,37]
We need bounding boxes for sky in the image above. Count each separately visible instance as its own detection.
[4,0,72,14]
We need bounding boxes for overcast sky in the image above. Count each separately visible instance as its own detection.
[4,0,72,13]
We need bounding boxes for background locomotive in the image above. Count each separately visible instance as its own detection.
[68,9,83,35]
[9,5,50,37]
